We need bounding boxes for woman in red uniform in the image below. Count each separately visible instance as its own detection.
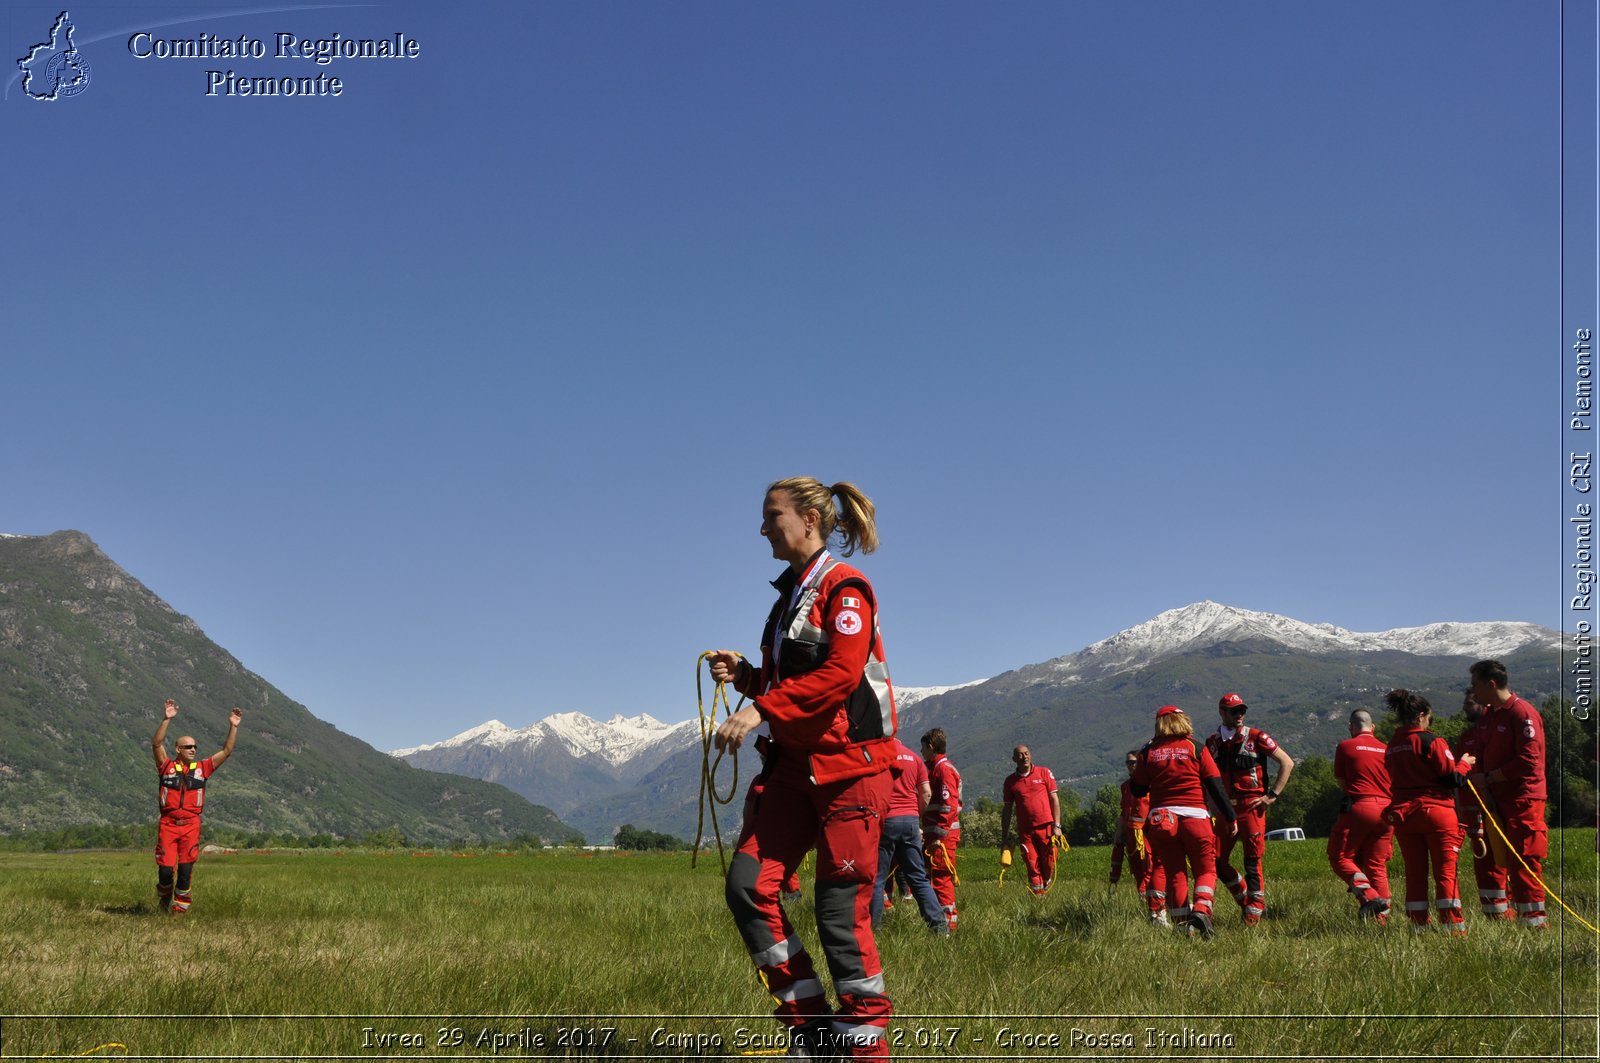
[1129,706,1236,937]
[1382,689,1474,934]
[709,477,898,1061]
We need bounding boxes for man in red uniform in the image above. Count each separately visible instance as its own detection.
[1109,750,1152,908]
[1465,660,1548,929]
[1205,692,1295,925]
[1453,692,1513,920]
[921,728,961,932]
[1328,708,1392,923]
[871,738,946,933]
[151,698,240,914]
[999,745,1061,895]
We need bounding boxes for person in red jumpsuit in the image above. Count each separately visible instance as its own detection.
[1110,750,1155,910]
[1382,689,1474,934]
[1205,692,1294,925]
[1130,705,1237,937]
[1453,691,1513,920]
[921,728,962,933]
[1327,708,1392,923]
[709,477,898,1061]
[151,699,240,914]
[1464,659,1548,929]
[999,745,1061,895]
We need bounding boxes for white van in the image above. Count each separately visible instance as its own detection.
[1265,827,1306,842]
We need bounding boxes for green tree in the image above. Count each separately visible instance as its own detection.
[1070,784,1122,846]
[613,824,686,851]
[960,797,1002,849]
[1543,696,1599,828]
[1267,755,1344,837]
[363,826,408,849]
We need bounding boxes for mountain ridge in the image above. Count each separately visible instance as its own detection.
[0,530,580,844]
[394,600,1561,841]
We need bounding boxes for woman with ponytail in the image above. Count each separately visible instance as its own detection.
[1382,688,1475,934]
[708,477,898,1060]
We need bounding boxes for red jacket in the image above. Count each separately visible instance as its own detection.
[924,755,962,840]
[1477,694,1547,804]
[1333,734,1390,801]
[1385,725,1465,808]
[1133,735,1222,811]
[740,550,897,784]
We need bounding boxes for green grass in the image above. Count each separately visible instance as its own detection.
[0,834,1595,1060]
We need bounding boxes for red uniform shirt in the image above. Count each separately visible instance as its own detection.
[1002,766,1058,831]
[1118,779,1149,829]
[1333,734,1390,800]
[1384,725,1463,807]
[1205,725,1280,797]
[924,755,962,838]
[157,757,217,817]
[886,739,927,818]
[1478,694,1547,803]
[1133,736,1221,810]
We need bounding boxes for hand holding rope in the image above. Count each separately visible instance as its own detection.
[692,650,746,873]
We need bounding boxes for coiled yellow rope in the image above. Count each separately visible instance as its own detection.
[692,651,743,873]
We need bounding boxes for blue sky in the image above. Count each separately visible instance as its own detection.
[1,1,1582,750]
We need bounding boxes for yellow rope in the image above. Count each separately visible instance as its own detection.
[1465,780,1599,935]
[77,1046,128,1057]
[1036,833,1070,896]
[937,839,960,886]
[691,651,743,873]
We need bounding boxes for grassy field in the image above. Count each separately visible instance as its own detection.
[0,833,1595,1061]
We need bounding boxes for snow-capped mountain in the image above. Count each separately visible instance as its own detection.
[390,711,701,821]
[1033,600,1560,685]
[391,712,696,767]
[392,601,1562,842]
[895,679,987,711]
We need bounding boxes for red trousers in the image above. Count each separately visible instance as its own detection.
[1494,797,1548,927]
[155,814,201,867]
[1390,802,1463,930]
[1145,811,1216,919]
[1016,824,1055,892]
[726,755,892,1060]
[1216,800,1266,918]
[1109,829,1151,899]
[923,830,959,931]
[1460,807,1511,918]
[1326,797,1392,907]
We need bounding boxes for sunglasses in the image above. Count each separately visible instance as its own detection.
[177,743,197,749]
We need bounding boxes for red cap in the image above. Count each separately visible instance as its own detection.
[1156,705,1183,718]
[1219,692,1247,712]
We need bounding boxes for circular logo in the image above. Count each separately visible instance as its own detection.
[45,50,91,98]
[834,609,862,636]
